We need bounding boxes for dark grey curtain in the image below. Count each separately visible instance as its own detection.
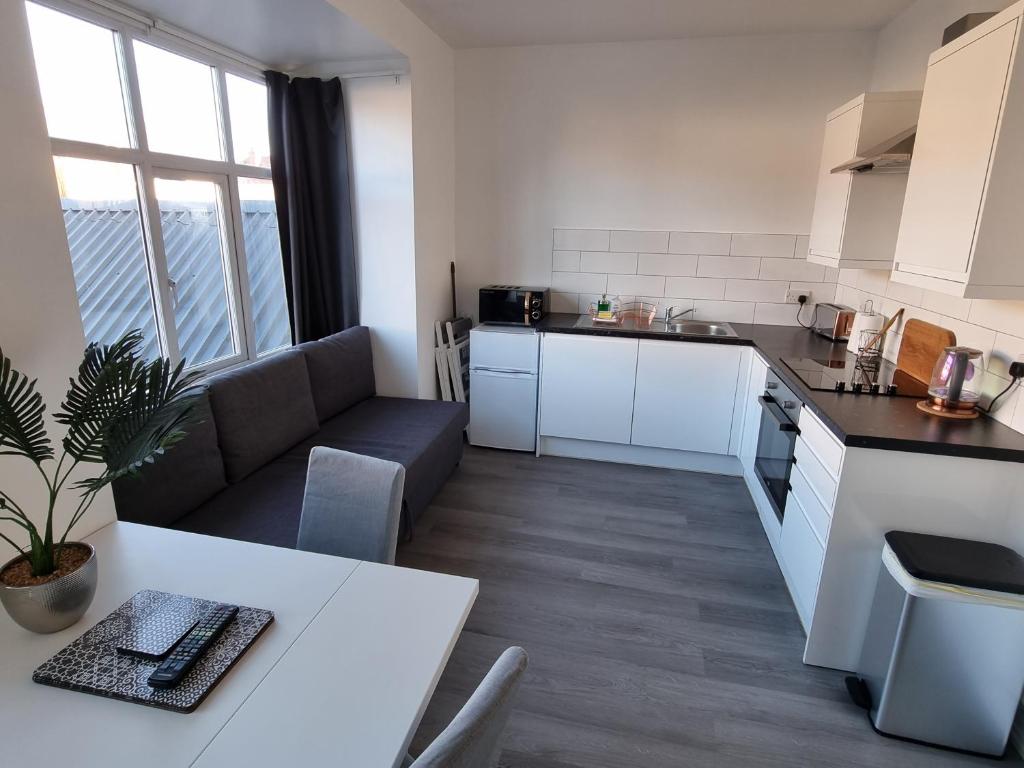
[266,71,358,343]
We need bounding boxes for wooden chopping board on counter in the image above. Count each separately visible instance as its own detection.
[894,318,957,396]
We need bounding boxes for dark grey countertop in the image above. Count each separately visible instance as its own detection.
[538,313,1024,463]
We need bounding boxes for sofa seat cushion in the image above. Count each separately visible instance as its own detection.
[112,390,228,528]
[296,327,375,422]
[207,348,319,483]
[285,397,468,519]
[173,455,309,548]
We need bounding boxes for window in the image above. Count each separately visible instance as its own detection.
[26,1,291,372]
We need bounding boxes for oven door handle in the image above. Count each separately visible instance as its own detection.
[758,395,800,434]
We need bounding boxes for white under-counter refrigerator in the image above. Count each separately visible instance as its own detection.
[469,325,540,451]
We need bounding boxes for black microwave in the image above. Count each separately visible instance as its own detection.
[479,286,549,326]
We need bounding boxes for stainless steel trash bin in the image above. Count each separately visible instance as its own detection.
[849,531,1024,756]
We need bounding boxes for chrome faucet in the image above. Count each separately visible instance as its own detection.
[664,306,696,323]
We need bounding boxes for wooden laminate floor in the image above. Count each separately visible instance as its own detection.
[398,446,1020,767]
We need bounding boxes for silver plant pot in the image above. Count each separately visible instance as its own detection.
[0,544,97,633]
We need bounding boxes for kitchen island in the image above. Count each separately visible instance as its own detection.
[536,313,1024,672]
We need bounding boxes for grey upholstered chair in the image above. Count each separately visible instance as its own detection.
[296,446,405,565]
[406,647,529,768]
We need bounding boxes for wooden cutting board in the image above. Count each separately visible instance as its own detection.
[896,318,957,385]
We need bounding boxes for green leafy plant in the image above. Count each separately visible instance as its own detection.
[0,330,202,577]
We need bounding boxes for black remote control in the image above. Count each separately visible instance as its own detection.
[147,604,239,689]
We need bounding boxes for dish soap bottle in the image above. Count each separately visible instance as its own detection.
[596,294,612,320]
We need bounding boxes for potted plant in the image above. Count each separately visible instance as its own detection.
[0,330,202,633]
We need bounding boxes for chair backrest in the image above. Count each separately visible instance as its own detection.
[410,647,528,768]
[296,446,404,564]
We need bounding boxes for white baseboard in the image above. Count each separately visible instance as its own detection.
[538,436,743,475]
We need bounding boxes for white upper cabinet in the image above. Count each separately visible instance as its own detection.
[892,4,1024,298]
[807,92,921,270]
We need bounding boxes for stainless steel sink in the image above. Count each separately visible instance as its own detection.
[656,320,738,337]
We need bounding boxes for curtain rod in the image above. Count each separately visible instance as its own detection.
[47,0,272,73]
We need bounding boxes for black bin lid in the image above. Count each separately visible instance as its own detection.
[886,531,1024,595]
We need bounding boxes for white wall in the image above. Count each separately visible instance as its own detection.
[326,0,456,398]
[0,2,115,548]
[870,0,1015,90]
[453,33,877,320]
[345,74,420,397]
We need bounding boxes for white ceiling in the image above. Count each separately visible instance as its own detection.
[121,0,402,70]
[400,0,917,49]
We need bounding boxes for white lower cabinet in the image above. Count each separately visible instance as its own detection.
[780,496,825,630]
[539,334,639,444]
[631,340,743,454]
[739,352,769,473]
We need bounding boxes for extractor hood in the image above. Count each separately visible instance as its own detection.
[831,126,916,174]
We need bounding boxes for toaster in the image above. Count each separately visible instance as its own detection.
[813,302,856,342]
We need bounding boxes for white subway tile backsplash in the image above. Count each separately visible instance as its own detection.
[578,293,604,314]
[759,258,825,282]
[725,279,788,303]
[664,276,726,300]
[581,251,638,274]
[553,250,581,272]
[754,303,802,326]
[550,291,579,313]
[946,318,997,368]
[551,271,607,294]
[607,273,666,297]
[668,231,731,255]
[637,253,698,277]
[554,229,610,251]
[838,269,859,288]
[884,279,924,308]
[641,296,694,314]
[790,282,837,304]
[920,289,972,321]
[795,235,810,260]
[731,233,797,259]
[610,230,669,253]
[697,255,760,279]
[857,270,891,296]
[968,299,1024,335]
[693,300,755,323]
[990,333,1024,379]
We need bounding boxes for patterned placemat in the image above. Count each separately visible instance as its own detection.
[33,589,274,713]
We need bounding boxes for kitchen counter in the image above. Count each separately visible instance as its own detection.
[538,313,1024,463]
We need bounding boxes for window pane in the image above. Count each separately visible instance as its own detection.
[54,157,160,358]
[238,178,290,354]
[26,3,131,147]
[154,177,237,367]
[134,42,222,160]
[227,75,271,169]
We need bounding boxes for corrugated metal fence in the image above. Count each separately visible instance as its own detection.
[61,199,290,365]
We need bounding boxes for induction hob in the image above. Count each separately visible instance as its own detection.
[781,353,929,397]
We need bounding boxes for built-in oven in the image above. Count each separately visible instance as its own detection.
[754,372,802,522]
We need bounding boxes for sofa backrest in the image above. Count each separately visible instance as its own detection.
[296,326,376,423]
[207,348,320,483]
[112,389,228,527]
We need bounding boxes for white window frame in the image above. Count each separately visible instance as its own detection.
[31,0,283,374]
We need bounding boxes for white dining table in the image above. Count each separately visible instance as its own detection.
[0,521,478,767]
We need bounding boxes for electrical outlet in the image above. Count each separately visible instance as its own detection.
[786,289,810,305]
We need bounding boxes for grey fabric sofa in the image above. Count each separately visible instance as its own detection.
[112,327,468,549]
